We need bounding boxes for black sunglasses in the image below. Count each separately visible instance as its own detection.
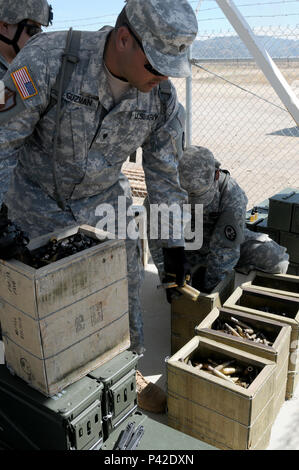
[124,24,165,77]
[20,22,42,38]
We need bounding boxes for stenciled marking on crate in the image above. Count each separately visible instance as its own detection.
[39,270,89,304]
[74,303,103,333]
[13,316,25,340]
[74,302,104,334]
[37,249,123,305]
[75,314,86,333]
[20,357,35,382]
[0,267,18,296]
[90,302,103,326]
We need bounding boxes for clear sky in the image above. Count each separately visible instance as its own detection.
[46,0,299,36]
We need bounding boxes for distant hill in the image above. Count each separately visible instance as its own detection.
[192,36,299,59]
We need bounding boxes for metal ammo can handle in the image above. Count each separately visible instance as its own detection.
[282,191,296,200]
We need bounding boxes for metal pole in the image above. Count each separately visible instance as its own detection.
[186,0,202,146]
[186,48,192,147]
[215,0,299,126]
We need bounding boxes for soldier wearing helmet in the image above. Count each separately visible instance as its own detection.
[0,0,52,349]
[0,0,53,77]
[146,145,289,294]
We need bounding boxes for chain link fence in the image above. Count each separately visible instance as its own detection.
[172,24,299,209]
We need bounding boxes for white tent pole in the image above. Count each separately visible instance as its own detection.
[215,0,299,126]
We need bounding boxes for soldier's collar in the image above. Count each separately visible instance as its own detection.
[81,27,113,99]
[0,52,9,70]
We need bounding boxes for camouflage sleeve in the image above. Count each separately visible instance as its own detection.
[204,177,248,291]
[0,40,51,206]
[142,84,187,248]
[0,62,8,80]
[143,195,165,277]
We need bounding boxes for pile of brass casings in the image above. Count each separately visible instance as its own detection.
[25,233,101,269]
[182,356,259,389]
[213,316,274,346]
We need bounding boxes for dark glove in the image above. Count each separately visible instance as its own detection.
[162,247,191,288]
[0,203,29,261]
[163,284,182,304]
[191,266,207,291]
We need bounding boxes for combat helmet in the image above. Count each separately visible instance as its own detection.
[0,0,53,54]
[0,0,53,27]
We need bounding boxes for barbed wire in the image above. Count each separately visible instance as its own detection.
[189,0,299,4]
[47,15,299,31]
[197,13,299,23]
[47,0,299,29]
[191,59,289,111]
[53,0,298,22]
[197,25,299,37]
[53,14,118,24]
[48,22,112,29]
[193,0,299,13]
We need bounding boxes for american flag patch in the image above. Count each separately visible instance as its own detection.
[11,66,38,100]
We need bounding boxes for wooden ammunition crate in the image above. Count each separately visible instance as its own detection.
[171,271,235,354]
[167,336,276,450]
[243,272,299,299]
[224,286,299,398]
[195,307,291,418]
[0,225,130,396]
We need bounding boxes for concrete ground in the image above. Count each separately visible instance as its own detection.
[138,261,299,450]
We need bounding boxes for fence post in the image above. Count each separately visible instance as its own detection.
[186,48,192,146]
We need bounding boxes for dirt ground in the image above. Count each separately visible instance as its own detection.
[175,62,299,208]
[124,61,299,209]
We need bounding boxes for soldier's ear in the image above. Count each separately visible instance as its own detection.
[215,169,220,181]
[115,26,132,52]
[0,22,7,33]
[0,22,14,37]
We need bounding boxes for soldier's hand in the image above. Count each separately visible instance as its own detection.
[162,247,191,288]
[0,204,29,261]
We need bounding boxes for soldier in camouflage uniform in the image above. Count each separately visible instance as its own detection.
[0,51,8,79]
[0,0,197,412]
[147,146,289,293]
[0,0,52,79]
[0,1,52,349]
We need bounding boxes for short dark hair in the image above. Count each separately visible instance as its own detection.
[114,6,143,51]
[115,6,129,29]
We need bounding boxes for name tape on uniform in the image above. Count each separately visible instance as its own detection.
[11,66,38,100]
[63,91,98,109]
[132,111,159,121]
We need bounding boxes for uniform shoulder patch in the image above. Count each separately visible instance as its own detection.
[11,66,38,100]
[0,88,16,112]
[224,225,237,241]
